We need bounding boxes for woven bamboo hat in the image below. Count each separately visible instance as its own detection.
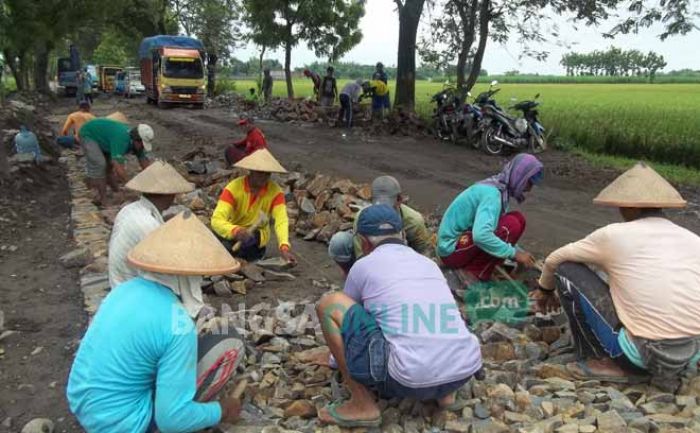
[125,160,195,194]
[234,148,287,173]
[105,111,129,124]
[127,211,240,276]
[593,162,686,208]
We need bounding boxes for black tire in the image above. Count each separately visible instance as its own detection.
[481,126,506,156]
[528,134,547,154]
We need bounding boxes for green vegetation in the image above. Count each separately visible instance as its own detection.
[234,78,700,172]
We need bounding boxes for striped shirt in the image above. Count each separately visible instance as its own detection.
[108,197,164,287]
[211,176,290,248]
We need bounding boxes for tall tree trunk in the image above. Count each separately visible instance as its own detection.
[257,45,266,93]
[34,42,52,94]
[464,0,490,91]
[284,31,294,99]
[456,0,478,90]
[394,0,425,110]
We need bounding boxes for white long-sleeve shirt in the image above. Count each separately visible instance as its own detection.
[108,197,164,287]
[540,217,700,340]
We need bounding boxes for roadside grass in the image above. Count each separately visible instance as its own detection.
[227,78,700,183]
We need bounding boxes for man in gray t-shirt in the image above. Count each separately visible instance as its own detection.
[315,204,482,428]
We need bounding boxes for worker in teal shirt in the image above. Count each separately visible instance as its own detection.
[437,153,543,281]
[67,212,244,433]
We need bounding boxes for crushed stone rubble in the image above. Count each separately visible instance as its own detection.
[41,110,700,433]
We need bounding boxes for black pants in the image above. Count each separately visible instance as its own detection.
[338,94,352,128]
[216,231,266,262]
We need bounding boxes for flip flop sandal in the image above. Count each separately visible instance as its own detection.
[566,361,645,384]
[323,401,382,428]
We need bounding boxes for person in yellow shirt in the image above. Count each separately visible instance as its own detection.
[57,101,95,149]
[211,149,296,263]
[362,80,389,119]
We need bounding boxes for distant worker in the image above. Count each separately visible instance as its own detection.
[75,69,85,105]
[303,69,322,101]
[211,149,296,264]
[319,66,338,107]
[224,118,267,166]
[83,67,94,105]
[371,62,390,114]
[362,79,390,120]
[337,79,363,129]
[262,68,273,103]
[437,153,543,282]
[244,87,258,109]
[329,175,433,275]
[57,100,94,149]
[79,117,154,206]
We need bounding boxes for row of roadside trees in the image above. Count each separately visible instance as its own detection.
[1,0,697,110]
[561,47,667,81]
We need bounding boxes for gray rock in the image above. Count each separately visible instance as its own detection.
[213,280,232,296]
[474,402,491,419]
[21,418,54,433]
[640,402,679,415]
[610,396,637,413]
[383,423,404,433]
[554,424,578,433]
[444,419,471,433]
[530,415,564,433]
[676,395,697,408]
[628,416,654,433]
[469,420,509,433]
[645,413,690,428]
[647,393,675,404]
[263,270,297,281]
[578,426,596,433]
[481,322,523,343]
[257,257,294,272]
[462,406,474,419]
[59,247,91,268]
[597,410,627,431]
[504,410,532,424]
[577,390,596,404]
[2,418,11,429]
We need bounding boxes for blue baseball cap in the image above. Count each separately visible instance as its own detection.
[356,204,403,236]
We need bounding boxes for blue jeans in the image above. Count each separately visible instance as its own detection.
[341,304,470,400]
[338,94,352,128]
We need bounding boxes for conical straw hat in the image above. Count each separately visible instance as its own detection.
[125,160,195,194]
[234,148,287,173]
[593,162,686,208]
[127,211,240,276]
[106,111,129,124]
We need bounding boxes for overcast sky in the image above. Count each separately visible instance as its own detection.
[233,0,700,75]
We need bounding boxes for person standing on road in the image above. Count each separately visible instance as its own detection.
[57,100,94,149]
[211,149,296,264]
[314,205,482,428]
[320,66,338,107]
[329,175,433,275]
[303,68,322,101]
[79,117,154,206]
[371,62,390,114]
[262,68,273,103]
[337,79,363,129]
[362,79,390,120]
[75,69,85,105]
[108,160,195,287]
[82,68,94,105]
[68,212,245,433]
[534,162,700,387]
[437,153,543,282]
[224,118,267,165]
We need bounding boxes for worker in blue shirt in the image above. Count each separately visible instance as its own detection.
[67,212,244,433]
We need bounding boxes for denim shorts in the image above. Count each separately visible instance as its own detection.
[341,304,470,400]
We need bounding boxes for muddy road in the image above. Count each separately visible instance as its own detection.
[65,96,700,257]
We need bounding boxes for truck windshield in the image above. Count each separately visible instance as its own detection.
[163,57,203,79]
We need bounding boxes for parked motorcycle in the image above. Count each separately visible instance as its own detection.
[456,92,483,148]
[430,85,461,143]
[478,89,547,156]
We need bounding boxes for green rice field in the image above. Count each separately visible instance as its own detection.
[231,78,700,171]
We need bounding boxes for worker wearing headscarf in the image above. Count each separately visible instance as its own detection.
[437,153,543,281]
[68,212,245,433]
[211,148,295,264]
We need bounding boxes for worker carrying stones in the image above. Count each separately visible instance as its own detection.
[57,100,94,149]
[79,117,154,206]
[328,175,433,275]
[365,67,391,119]
[315,205,483,427]
[108,160,195,287]
[224,117,267,166]
[303,68,322,101]
[437,153,543,282]
[533,162,700,388]
[211,148,296,264]
[67,212,245,433]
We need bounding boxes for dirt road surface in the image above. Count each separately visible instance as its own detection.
[2,94,698,432]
